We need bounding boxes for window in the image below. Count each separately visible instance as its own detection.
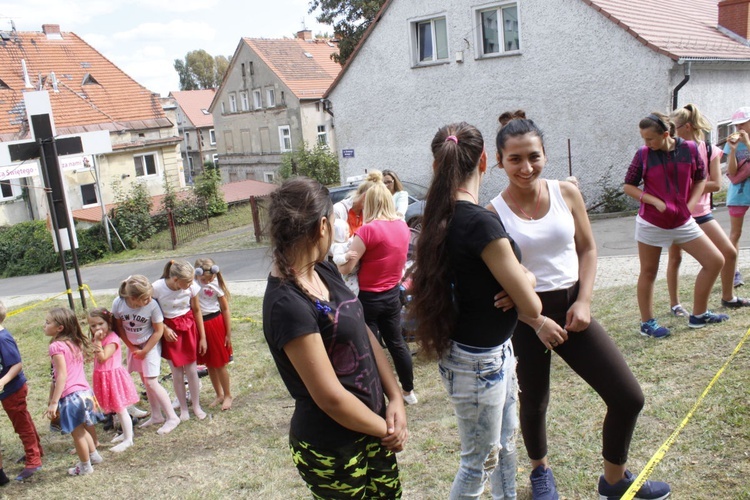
[212,154,219,167]
[240,91,249,111]
[250,62,254,75]
[317,125,328,146]
[718,121,732,164]
[0,180,13,200]
[134,153,158,177]
[415,17,448,63]
[478,3,520,56]
[185,131,190,149]
[241,63,246,77]
[267,89,276,108]
[253,89,262,109]
[221,101,226,114]
[187,156,194,173]
[278,126,292,152]
[229,93,237,113]
[264,172,275,183]
[209,129,216,145]
[80,183,98,206]
[281,91,285,105]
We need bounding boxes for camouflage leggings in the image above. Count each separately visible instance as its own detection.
[289,434,402,499]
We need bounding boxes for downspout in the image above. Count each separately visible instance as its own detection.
[671,61,691,111]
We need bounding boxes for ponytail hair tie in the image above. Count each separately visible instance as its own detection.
[195,264,220,276]
[445,135,458,144]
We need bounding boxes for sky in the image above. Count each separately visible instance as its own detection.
[0,0,332,96]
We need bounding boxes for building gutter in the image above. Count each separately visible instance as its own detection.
[672,58,750,110]
[672,61,690,111]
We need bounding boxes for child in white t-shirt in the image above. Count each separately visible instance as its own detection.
[331,219,359,294]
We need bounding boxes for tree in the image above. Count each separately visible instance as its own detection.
[309,0,387,65]
[173,50,231,90]
[279,143,340,185]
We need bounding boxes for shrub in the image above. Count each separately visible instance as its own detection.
[278,142,340,185]
[0,221,58,277]
[194,168,227,216]
[110,182,156,247]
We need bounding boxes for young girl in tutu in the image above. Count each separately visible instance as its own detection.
[43,307,104,476]
[87,308,140,452]
[153,260,207,420]
[194,258,233,410]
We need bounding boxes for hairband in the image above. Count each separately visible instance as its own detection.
[646,114,668,132]
[445,135,458,144]
[195,264,220,276]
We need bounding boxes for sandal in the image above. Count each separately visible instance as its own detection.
[670,304,689,317]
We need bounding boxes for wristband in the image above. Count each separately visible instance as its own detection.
[534,316,547,335]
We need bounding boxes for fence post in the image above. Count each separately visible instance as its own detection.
[204,199,210,231]
[168,209,177,250]
[250,196,262,243]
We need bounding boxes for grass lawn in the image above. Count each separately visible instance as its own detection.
[1,276,749,499]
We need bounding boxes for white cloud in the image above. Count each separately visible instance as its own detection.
[0,1,119,30]
[132,0,219,12]
[112,20,216,42]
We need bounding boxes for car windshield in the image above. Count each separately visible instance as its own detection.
[401,181,428,200]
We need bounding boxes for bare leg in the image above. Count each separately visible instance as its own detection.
[666,244,682,308]
[702,220,739,301]
[679,235,724,315]
[217,366,232,411]
[729,213,745,258]
[207,368,224,407]
[71,425,90,463]
[602,459,626,486]
[637,242,663,322]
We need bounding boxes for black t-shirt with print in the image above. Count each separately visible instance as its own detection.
[447,201,521,347]
[263,260,384,448]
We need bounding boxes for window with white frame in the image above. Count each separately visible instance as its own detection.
[220,101,226,114]
[240,91,250,111]
[267,89,276,107]
[212,153,219,166]
[317,125,328,146]
[253,89,262,109]
[278,126,292,152]
[0,180,14,200]
[264,172,275,183]
[477,3,520,56]
[209,129,216,145]
[134,153,158,177]
[229,93,237,113]
[414,17,448,64]
[80,183,98,206]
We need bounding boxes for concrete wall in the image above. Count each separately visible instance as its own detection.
[328,0,709,205]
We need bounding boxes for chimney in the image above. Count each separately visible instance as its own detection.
[42,24,62,40]
[297,29,313,41]
[719,0,750,40]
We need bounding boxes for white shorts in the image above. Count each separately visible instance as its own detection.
[127,341,162,378]
[634,215,704,248]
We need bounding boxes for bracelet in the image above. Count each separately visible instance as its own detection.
[534,316,547,335]
[639,192,645,202]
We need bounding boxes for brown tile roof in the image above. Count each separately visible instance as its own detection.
[72,179,277,223]
[583,0,750,60]
[0,26,169,141]
[170,89,216,129]
[243,38,342,100]
[326,0,750,96]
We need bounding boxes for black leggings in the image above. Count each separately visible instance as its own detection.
[512,283,645,465]
[358,285,414,393]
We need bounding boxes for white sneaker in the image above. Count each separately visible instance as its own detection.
[68,462,93,476]
[403,391,418,405]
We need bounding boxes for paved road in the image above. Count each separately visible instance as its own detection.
[2,206,750,306]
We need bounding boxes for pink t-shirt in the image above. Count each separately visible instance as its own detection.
[355,219,410,292]
[94,331,125,372]
[49,340,90,398]
[692,142,723,218]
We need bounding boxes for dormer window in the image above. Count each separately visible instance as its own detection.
[0,78,9,90]
[81,73,99,85]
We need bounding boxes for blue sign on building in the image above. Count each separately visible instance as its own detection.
[342,149,355,158]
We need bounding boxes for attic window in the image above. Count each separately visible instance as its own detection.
[201,108,210,115]
[80,62,92,69]
[304,52,313,58]
[82,73,100,85]
[0,78,9,90]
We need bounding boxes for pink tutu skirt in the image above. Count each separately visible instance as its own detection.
[93,367,140,413]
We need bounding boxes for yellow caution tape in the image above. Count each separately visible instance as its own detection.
[7,284,98,318]
[622,326,750,499]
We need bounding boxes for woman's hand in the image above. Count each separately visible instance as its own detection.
[163,327,178,343]
[381,399,408,452]
[493,290,515,311]
[565,300,591,332]
[535,317,568,350]
[224,334,232,350]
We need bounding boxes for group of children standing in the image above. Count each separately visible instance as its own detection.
[0,257,233,481]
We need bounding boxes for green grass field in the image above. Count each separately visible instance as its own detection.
[1,276,749,499]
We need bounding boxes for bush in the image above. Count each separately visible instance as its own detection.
[278,142,340,185]
[194,168,227,216]
[110,182,157,247]
[0,221,58,277]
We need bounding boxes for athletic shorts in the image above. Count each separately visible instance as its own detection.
[728,205,750,217]
[127,341,162,378]
[694,213,714,225]
[635,215,703,248]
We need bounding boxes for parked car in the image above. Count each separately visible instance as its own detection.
[328,181,428,229]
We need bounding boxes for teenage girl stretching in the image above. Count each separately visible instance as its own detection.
[43,307,104,476]
[194,258,233,411]
[153,260,207,420]
[112,275,180,435]
[87,307,140,452]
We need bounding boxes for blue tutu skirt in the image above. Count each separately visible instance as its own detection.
[56,389,104,434]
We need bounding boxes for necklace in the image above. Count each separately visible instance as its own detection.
[297,271,328,300]
[505,184,543,220]
[456,188,477,204]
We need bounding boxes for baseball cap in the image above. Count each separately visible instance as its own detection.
[731,107,750,125]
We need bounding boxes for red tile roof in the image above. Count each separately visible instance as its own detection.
[243,38,342,100]
[326,0,750,96]
[583,0,750,60]
[72,179,277,223]
[0,26,170,141]
[170,89,216,129]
